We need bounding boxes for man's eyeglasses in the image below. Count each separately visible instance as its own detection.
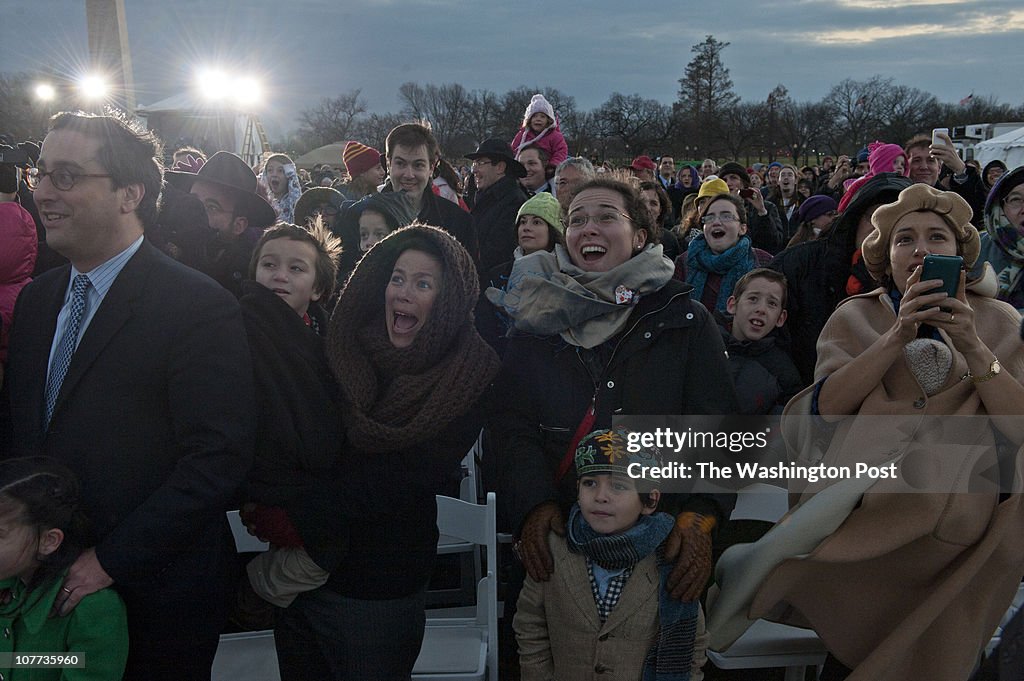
[471,159,494,168]
[565,211,632,229]
[27,167,112,191]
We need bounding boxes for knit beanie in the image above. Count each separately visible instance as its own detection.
[718,162,750,187]
[862,183,979,282]
[797,195,837,223]
[516,192,564,235]
[867,141,909,177]
[343,141,382,178]
[698,177,730,200]
[524,94,556,123]
[856,148,870,164]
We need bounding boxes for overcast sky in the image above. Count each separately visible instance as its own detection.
[4,0,1022,137]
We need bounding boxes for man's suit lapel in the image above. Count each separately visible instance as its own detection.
[48,243,151,425]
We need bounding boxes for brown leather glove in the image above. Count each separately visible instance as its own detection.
[515,501,566,582]
[663,511,716,601]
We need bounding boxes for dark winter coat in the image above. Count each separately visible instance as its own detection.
[768,173,913,384]
[239,281,341,506]
[472,175,528,276]
[716,313,804,414]
[488,278,739,533]
[747,201,786,254]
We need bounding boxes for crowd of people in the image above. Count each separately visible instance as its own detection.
[0,90,1022,681]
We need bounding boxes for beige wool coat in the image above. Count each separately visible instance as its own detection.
[751,287,1024,681]
[514,535,707,681]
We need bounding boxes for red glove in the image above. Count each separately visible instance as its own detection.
[240,504,304,548]
[663,511,716,601]
[516,501,566,582]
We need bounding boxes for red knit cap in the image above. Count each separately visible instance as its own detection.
[343,141,382,178]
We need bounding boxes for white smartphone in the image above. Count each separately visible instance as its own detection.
[932,128,949,147]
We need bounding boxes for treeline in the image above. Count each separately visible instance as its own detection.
[285,36,1024,164]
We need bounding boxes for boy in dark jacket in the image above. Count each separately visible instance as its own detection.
[718,268,803,414]
[239,220,343,606]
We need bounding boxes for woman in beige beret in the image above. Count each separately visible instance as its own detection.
[749,183,1024,681]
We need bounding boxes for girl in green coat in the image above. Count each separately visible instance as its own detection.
[0,457,127,680]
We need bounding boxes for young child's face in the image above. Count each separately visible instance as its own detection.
[359,210,392,253]
[529,113,550,132]
[727,277,788,341]
[0,508,54,583]
[255,237,322,317]
[577,473,656,535]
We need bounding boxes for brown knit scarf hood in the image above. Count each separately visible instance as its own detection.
[327,224,500,453]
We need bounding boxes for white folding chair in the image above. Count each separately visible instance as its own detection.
[706,483,827,680]
[414,492,499,681]
[212,630,280,681]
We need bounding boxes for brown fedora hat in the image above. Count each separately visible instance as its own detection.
[166,151,277,228]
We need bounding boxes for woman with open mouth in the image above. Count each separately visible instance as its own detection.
[486,177,739,671]
[268,224,499,680]
[676,192,773,313]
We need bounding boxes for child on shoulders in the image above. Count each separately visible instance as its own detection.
[718,268,804,414]
[514,428,708,681]
[511,94,569,168]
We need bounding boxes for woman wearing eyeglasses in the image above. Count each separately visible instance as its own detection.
[971,166,1024,312]
[675,193,773,313]
[486,178,739,638]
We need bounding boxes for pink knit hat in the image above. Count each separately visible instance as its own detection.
[867,141,908,177]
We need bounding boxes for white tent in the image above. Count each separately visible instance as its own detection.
[973,126,1024,170]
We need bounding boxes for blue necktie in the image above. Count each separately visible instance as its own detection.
[44,274,91,429]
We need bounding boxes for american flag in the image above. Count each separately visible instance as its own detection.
[959,93,974,106]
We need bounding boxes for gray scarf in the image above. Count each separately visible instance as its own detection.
[485,244,674,348]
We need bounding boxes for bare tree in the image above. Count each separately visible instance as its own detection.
[593,92,674,157]
[295,89,368,149]
[715,101,767,162]
[877,85,941,146]
[777,99,834,165]
[0,72,51,140]
[821,77,891,154]
[397,82,474,153]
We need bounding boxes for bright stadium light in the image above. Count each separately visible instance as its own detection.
[233,77,262,106]
[78,74,109,101]
[35,83,56,101]
[197,68,231,101]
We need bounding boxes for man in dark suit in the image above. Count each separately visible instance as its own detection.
[4,111,255,680]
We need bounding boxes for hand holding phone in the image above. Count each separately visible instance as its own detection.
[931,128,950,148]
[920,254,963,310]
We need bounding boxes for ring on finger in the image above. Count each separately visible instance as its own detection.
[61,586,72,594]
[950,312,955,323]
